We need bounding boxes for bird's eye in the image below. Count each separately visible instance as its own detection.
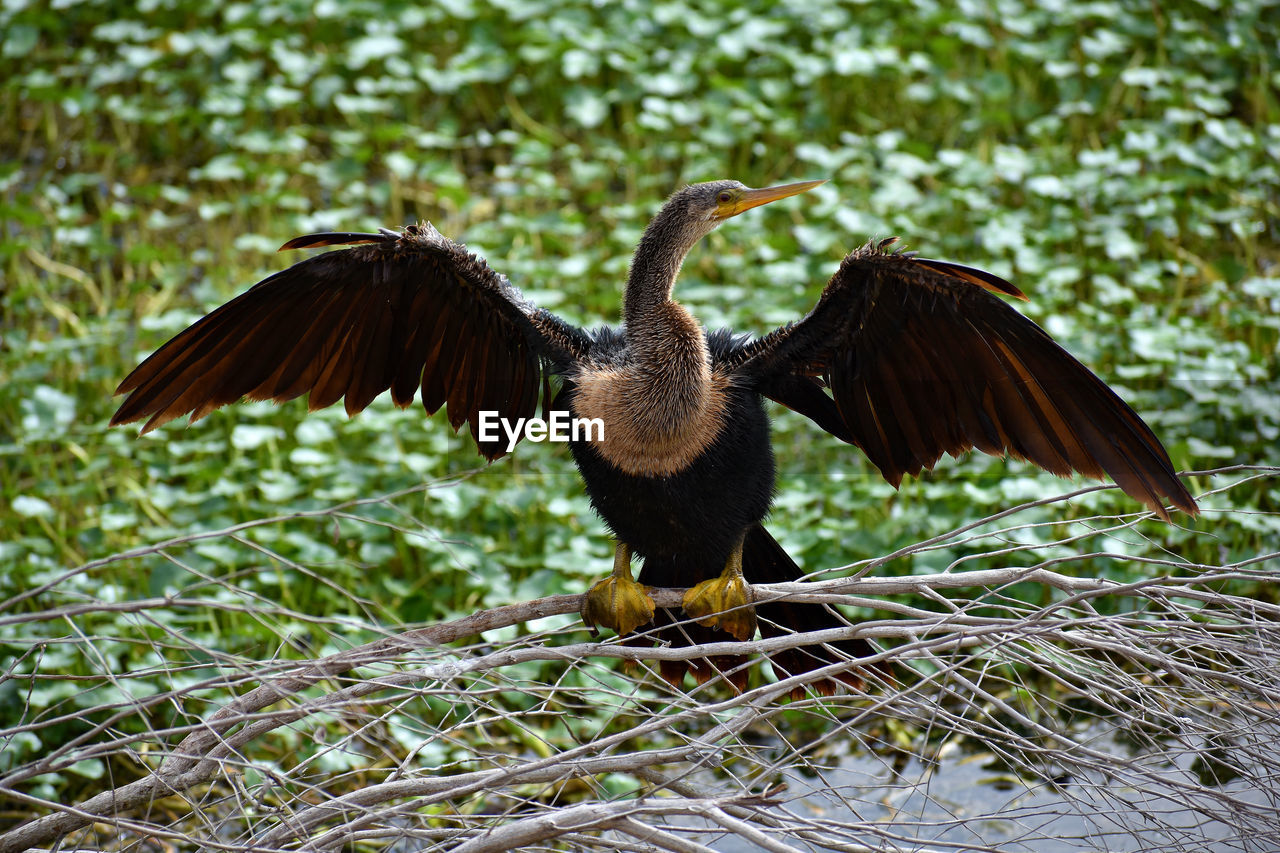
[717,191,733,203]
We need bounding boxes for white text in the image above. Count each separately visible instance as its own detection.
[477,411,605,452]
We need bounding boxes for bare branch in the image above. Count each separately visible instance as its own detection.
[3,467,1277,853]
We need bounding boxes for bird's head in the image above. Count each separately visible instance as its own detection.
[671,178,824,226]
[627,179,825,311]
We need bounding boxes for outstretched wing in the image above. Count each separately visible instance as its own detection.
[112,223,591,459]
[730,239,1197,520]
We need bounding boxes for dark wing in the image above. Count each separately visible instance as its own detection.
[729,239,1198,520]
[112,223,591,459]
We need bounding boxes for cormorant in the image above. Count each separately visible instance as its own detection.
[111,180,1198,693]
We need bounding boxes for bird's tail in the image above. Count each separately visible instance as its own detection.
[635,525,880,696]
[745,525,881,698]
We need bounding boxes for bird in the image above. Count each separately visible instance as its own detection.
[111,179,1198,694]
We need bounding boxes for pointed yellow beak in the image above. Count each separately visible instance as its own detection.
[722,179,825,218]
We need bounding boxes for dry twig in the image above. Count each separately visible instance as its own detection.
[2,466,1277,852]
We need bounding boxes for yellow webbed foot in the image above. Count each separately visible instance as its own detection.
[681,541,756,642]
[581,542,655,636]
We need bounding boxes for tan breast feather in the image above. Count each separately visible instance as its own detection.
[573,362,733,478]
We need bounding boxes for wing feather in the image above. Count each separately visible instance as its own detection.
[257,287,361,402]
[307,295,367,413]
[389,286,438,407]
[346,284,398,415]
[112,223,590,459]
[738,240,1197,519]
[444,309,479,430]
[421,290,466,417]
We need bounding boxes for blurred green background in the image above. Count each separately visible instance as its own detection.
[1,0,1277,811]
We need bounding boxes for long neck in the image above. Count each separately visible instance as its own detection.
[622,213,711,395]
[623,207,706,347]
[624,224,686,321]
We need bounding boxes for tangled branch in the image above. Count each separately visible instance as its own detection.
[2,466,1277,852]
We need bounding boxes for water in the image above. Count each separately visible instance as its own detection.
[688,723,1280,852]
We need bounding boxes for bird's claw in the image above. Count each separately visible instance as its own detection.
[683,573,757,641]
[582,571,655,637]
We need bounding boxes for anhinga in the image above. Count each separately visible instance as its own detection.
[112,180,1198,693]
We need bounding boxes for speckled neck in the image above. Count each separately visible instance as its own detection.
[618,204,714,427]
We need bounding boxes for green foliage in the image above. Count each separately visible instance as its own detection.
[1,0,1277,819]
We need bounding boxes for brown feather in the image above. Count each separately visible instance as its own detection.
[743,241,1195,518]
[113,297,277,418]
[115,225,581,455]
[420,297,466,417]
[913,257,1028,300]
[277,231,390,250]
[136,296,303,430]
[389,285,436,406]
[463,329,496,443]
[872,352,937,472]
[345,276,401,414]
[343,291,395,415]
[443,311,479,431]
[471,336,513,458]
[307,292,371,412]
[267,311,350,403]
